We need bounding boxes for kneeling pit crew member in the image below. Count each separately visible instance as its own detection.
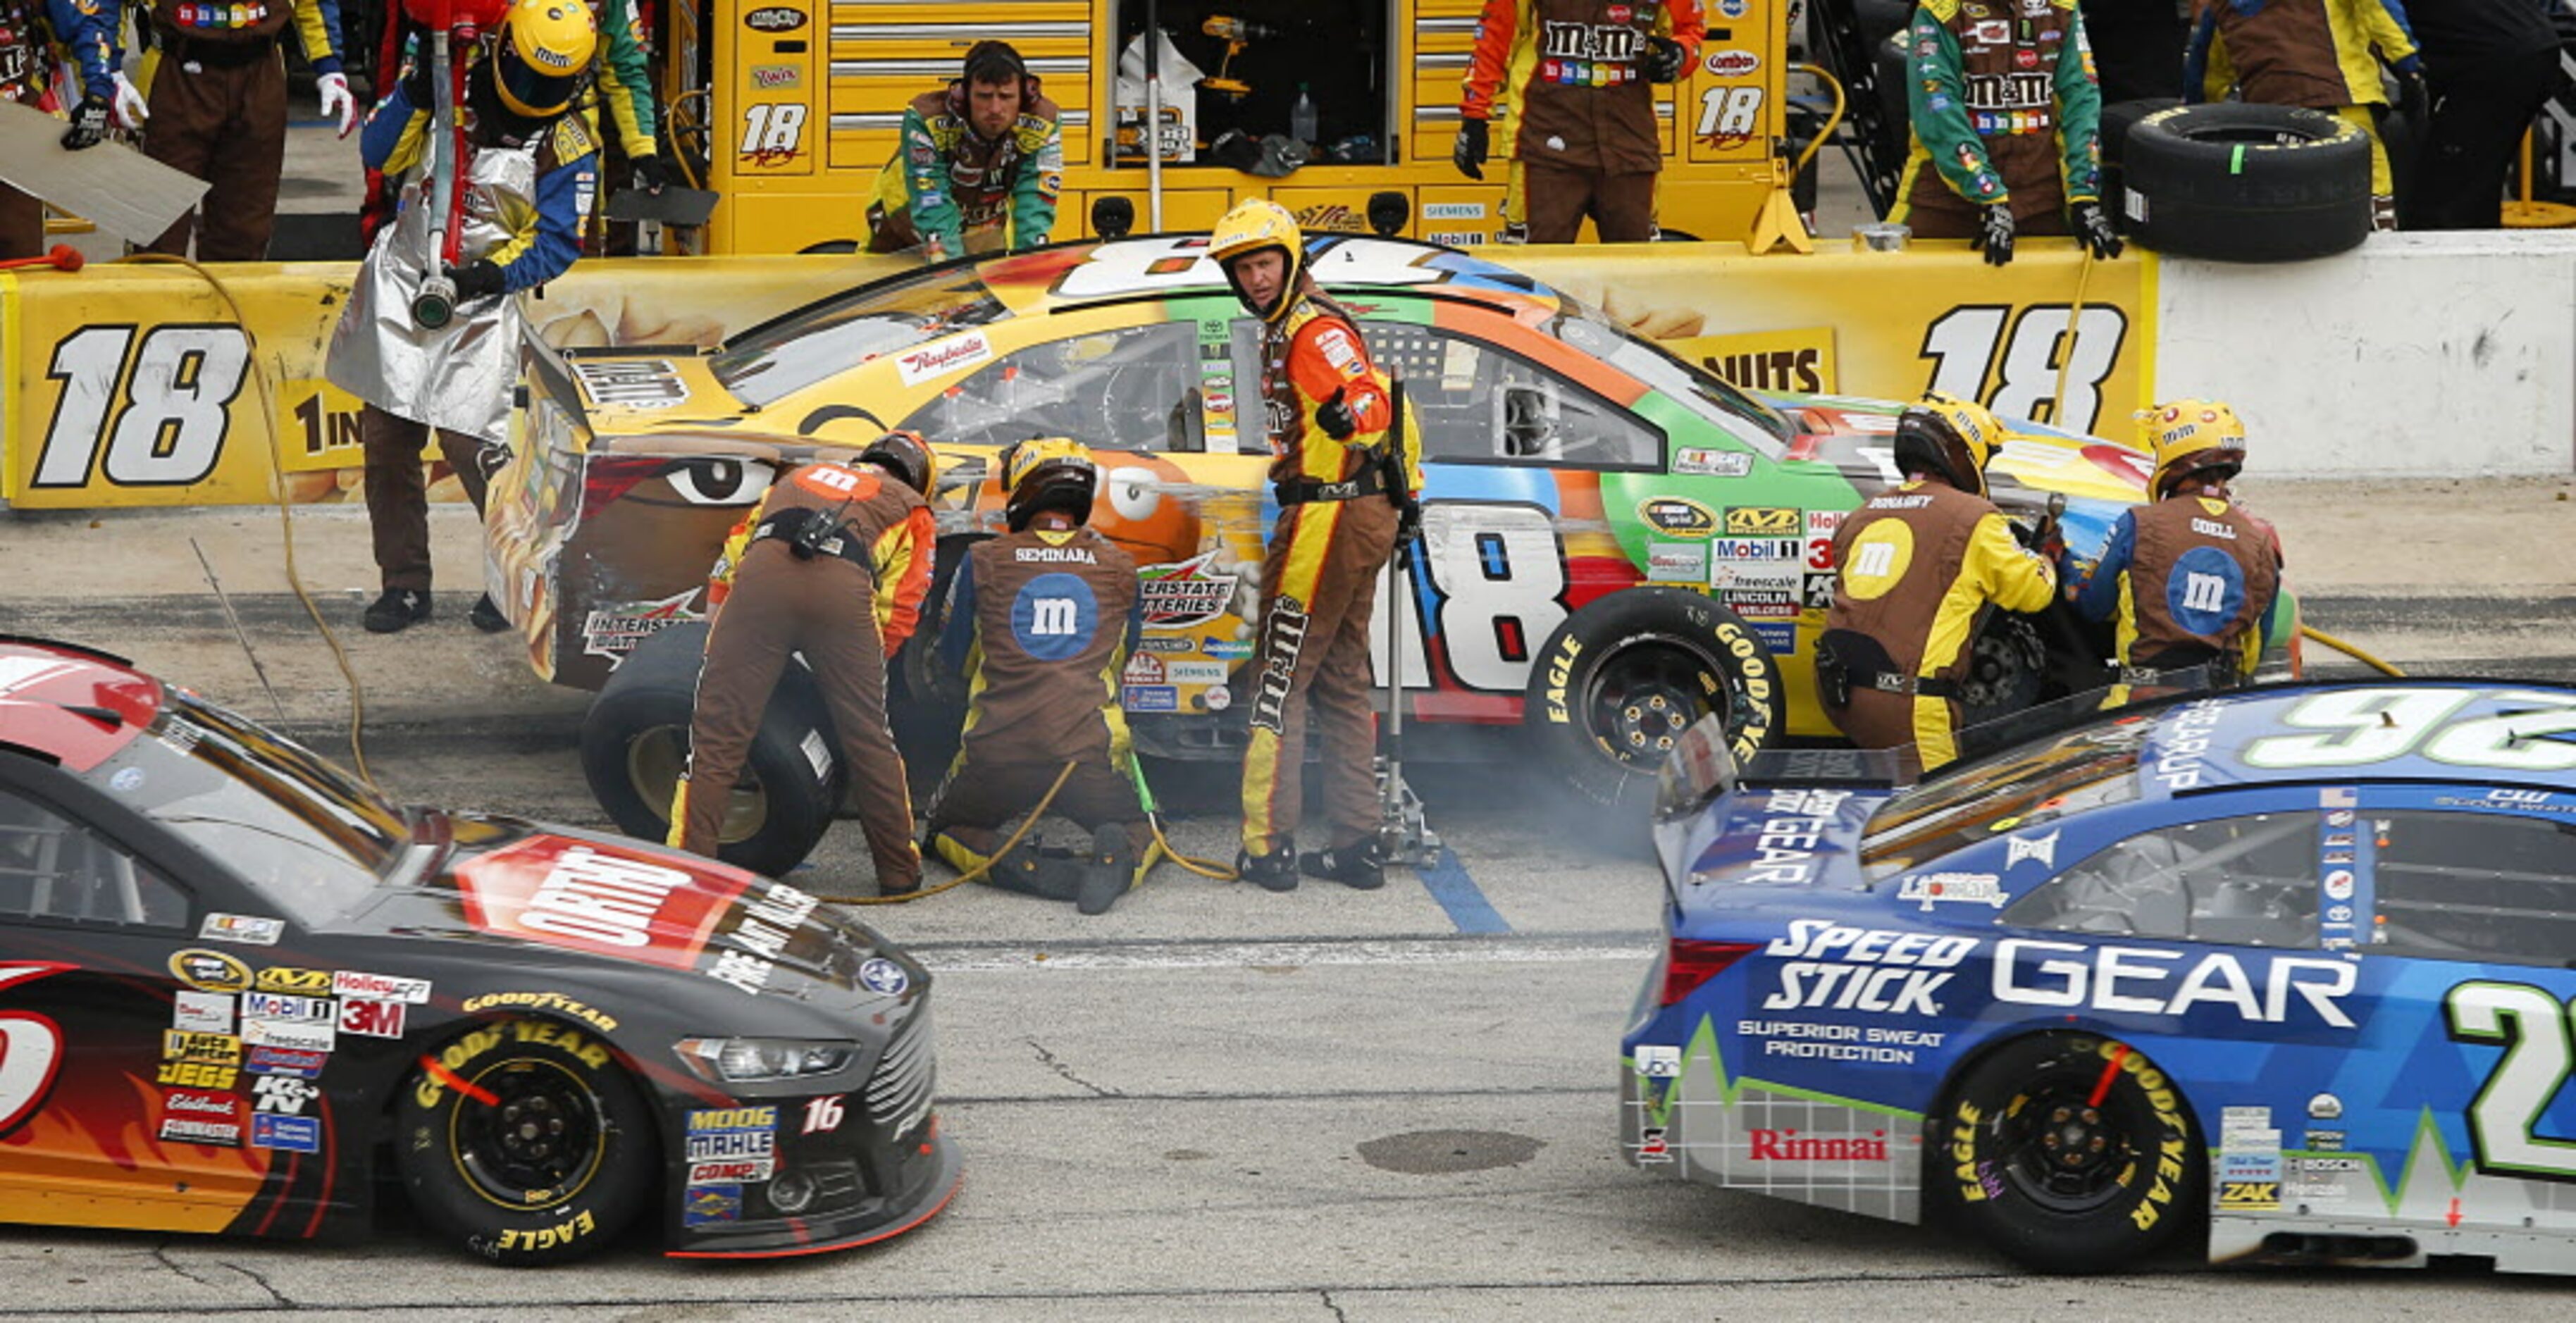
[669,433,939,895]
[922,439,1158,915]
[1816,393,2056,773]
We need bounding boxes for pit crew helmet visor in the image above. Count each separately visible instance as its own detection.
[1211,199,1304,323]
[1893,391,2002,499]
[998,436,1098,532]
[2141,399,2248,498]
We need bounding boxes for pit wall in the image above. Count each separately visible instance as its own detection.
[0,232,2565,510]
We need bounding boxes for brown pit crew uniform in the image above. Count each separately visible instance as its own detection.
[140,0,343,260]
[669,461,936,890]
[1893,0,2098,240]
[922,526,1153,881]
[1459,0,1704,243]
[1819,480,2056,771]
[2097,495,2283,682]
[363,414,493,592]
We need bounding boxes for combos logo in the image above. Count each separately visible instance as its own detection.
[742,4,804,30]
[169,949,252,993]
[1137,552,1239,628]
[456,838,748,971]
[1703,48,1761,78]
[1638,497,1718,540]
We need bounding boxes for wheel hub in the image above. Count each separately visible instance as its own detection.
[2040,1103,2109,1173]
[1587,645,1723,769]
[455,1062,604,1205]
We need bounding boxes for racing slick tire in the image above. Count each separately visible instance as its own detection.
[1524,588,1783,807]
[1938,1032,2201,1274]
[395,1019,658,1266]
[2122,103,2372,262]
[2098,97,2182,231]
[578,620,840,876]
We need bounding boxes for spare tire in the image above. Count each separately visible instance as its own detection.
[2122,103,2371,261]
[2097,97,2182,232]
[578,620,841,876]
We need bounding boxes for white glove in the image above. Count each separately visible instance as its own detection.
[317,70,354,137]
[111,70,148,128]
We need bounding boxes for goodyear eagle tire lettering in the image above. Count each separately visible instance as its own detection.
[578,620,841,876]
[1524,588,1782,806]
[395,1018,658,1267]
[1939,1032,2198,1274]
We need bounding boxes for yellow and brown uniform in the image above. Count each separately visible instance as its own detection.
[1239,287,1420,857]
[1459,0,1704,242]
[2069,493,2283,686]
[669,461,935,888]
[1891,0,2104,239]
[924,524,1153,884]
[1819,479,2056,770]
[139,0,345,260]
[2186,0,2417,215]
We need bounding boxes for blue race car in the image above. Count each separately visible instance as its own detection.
[1624,681,2576,1275]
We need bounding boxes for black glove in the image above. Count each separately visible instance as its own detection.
[634,152,673,194]
[1972,201,2016,267]
[60,97,110,151]
[1451,116,1489,181]
[2070,200,2123,260]
[450,259,507,302]
[1642,35,1688,83]
[1317,387,1358,440]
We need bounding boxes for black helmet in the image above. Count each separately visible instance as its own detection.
[857,430,937,495]
[1890,392,2003,498]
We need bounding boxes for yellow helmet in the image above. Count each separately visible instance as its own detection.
[1210,199,1304,323]
[998,437,1098,530]
[1893,391,2005,497]
[493,0,597,119]
[2138,399,2247,498]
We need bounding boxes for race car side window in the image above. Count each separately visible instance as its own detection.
[2372,811,2576,966]
[2000,812,2319,949]
[897,321,1206,454]
[0,789,189,931]
[1356,323,1660,472]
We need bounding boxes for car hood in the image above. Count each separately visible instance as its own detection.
[349,813,912,1002]
[1776,395,2153,512]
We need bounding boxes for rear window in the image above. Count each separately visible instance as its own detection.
[2373,810,2576,965]
[710,266,1010,407]
[1862,719,2149,879]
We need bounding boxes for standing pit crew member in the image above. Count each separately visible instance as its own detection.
[2064,399,2283,694]
[1891,0,2120,265]
[667,433,939,895]
[865,39,1062,260]
[326,0,599,635]
[135,0,355,260]
[923,439,1158,917]
[1213,200,1423,893]
[1,0,119,259]
[1453,0,1702,243]
[2186,0,2420,230]
[1816,394,2057,773]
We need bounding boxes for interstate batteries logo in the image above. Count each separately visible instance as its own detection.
[1138,552,1239,628]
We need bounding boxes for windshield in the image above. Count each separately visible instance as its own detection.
[1859,716,2152,880]
[82,690,412,926]
[709,264,1011,407]
[1546,304,1796,454]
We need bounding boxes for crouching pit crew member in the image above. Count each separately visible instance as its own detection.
[2067,399,2283,699]
[1816,393,2055,774]
[922,439,1159,916]
[669,433,939,895]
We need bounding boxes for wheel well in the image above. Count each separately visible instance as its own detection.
[1916,1026,2209,1195]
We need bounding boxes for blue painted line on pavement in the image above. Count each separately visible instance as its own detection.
[1418,846,1510,934]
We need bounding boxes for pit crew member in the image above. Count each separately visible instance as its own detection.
[1890,0,2118,265]
[1,0,118,259]
[1213,199,1423,892]
[1816,393,2056,771]
[327,0,599,635]
[667,433,939,895]
[1453,0,1702,244]
[2186,0,2421,229]
[133,0,353,259]
[864,39,1062,259]
[2064,399,2284,696]
[923,439,1158,916]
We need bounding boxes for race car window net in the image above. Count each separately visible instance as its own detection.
[1860,720,2150,880]
[1998,812,2320,949]
[0,788,188,929]
[76,690,411,926]
[1545,309,1797,455]
[710,268,1010,409]
[2371,810,2576,967]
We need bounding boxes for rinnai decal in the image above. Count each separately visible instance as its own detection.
[1759,921,1977,1015]
[1990,940,2358,1026]
[895,331,995,386]
[1747,1129,1890,1162]
[456,838,749,970]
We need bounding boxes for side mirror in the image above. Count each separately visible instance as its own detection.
[1092,195,1137,240]
[1366,190,1409,238]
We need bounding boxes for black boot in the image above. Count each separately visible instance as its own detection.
[1076,826,1136,916]
[363,588,433,634]
[469,592,509,633]
[1301,840,1387,890]
[1236,845,1299,893]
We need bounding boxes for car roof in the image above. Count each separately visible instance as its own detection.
[965,235,1568,321]
[0,638,160,773]
[2134,680,2576,797]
